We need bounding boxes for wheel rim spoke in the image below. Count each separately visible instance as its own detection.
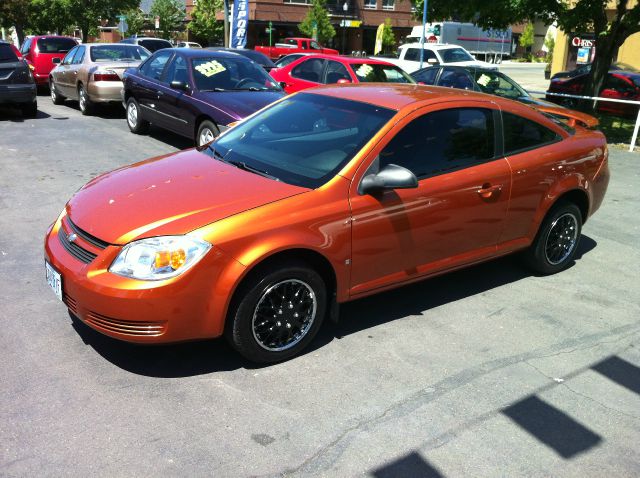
[252,279,317,352]
[544,213,578,265]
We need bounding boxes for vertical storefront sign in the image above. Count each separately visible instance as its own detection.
[230,0,249,48]
[374,23,384,55]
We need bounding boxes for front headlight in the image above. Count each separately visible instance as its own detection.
[109,236,211,281]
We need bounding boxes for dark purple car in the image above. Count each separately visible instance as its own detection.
[123,49,284,146]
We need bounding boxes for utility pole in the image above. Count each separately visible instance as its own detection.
[419,0,428,69]
[224,0,230,47]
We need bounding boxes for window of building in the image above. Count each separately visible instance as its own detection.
[380,108,495,179]
[364,0,376,9]
[382,0,394,10]
[502,112,560,155]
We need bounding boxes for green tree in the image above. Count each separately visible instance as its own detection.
[150,0,186,40]
[410,0,640,101]
[0,0,33,43]
[65,0,138,42]
[125,7,147,37]
[381,18,395,53]
[188,0,223,45]
[519,22,534,60]
[298,0,335,45]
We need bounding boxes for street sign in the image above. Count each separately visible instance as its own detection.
[118,14,128,34]
[155,16,160,29]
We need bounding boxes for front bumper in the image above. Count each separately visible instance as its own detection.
[44,213,239,344]
[0,84,37,105]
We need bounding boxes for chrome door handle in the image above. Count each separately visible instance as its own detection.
[477,183,503,198]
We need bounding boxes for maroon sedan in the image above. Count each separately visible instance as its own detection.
[270,54,414,94]
[547,64,640,117]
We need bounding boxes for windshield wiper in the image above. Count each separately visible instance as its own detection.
[200,87,226,92]
[227,160,279,181]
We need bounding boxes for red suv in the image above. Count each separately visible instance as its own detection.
[20,35,77,87]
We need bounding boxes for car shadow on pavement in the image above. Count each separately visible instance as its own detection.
[69,235,597,377]
[0,106,50,122]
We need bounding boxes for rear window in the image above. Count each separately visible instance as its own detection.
[138,39,172,52]
[0,44,19,62]
[36,37,76,53]
[91,45,150,62]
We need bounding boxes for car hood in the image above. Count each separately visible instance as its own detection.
[67,148,308,245]
[194,90,285,122]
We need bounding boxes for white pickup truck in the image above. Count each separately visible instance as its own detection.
[374,43,496,74]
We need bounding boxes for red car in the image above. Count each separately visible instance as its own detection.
[19,35,78,86]
[547,65,640,117]
[255,37,338,60]
[270,54,414,94]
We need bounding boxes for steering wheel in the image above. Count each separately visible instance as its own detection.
[235,78,262,89]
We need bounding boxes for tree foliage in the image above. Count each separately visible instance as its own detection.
[381,18,395,53]
[0,0,34,43]
[125,8,147,37]
[410,0,640,99]
[299,0,336,44]
[188,0,223,45]
[150,0,186,40]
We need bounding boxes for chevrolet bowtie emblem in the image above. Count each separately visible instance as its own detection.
[68,233,78,243]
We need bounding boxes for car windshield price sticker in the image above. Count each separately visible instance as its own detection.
[355,64,374,77]
[45,261,63,302]
[477,74,491,86]
[195,60,227,77]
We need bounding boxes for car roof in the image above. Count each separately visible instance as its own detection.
[287,53,397,66]
[401,43,463,50]
[304,83,499,111]
[166,48,254,60]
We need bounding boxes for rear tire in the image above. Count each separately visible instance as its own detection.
[524,201,582,275]
[50,80,65,105]
[225,262,327,363]
[126,97,149,134]
[21,101,37,118]
[78,84,93,116]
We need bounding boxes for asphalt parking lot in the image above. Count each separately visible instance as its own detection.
[1,91,639,477]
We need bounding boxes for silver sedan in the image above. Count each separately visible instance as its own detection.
[49,43,150,115]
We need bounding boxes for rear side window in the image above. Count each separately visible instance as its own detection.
[0,44,18,62]
[404,48,437,63]
[380,107,495,178]
[438,68,474,89]
[139,50,173,80]
[36,37,76,53]
[20,38,32,55]
[413,67,438,84]
[291,58,325,83]
[71,45,85,64]
[502,112,560,154]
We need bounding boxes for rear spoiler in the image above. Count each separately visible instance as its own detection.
[530,105,599,128]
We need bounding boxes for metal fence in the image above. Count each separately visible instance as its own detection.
[528,90,640,152]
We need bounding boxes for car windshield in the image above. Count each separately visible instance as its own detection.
[439,47,474,63]
[0,44,18,62]
[472,70,528,99]
[90,45,150,62]
[209,93,396,188]
[191,56,281,91]
[36,37,76,53]
[351,63,415,83]
[138,39,171,52]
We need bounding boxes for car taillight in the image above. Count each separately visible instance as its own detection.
[93,70,120,82]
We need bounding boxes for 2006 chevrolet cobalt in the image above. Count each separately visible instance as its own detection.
[45,84,610,363]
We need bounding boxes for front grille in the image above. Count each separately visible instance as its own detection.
[58,227,97,264]
[63,294,78,314]
[85,312,166,337]
[66,218,110,250]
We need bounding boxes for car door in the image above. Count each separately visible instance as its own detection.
[286,57,326,93]
[131,50,173,125]
[154,53,193,136]
[54,46,77,95]
[348,102,511,296]
[67,45,85,97]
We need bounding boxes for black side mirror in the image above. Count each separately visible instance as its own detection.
[52,57,61,64]
[360,163,418,194]
[170,80,188,91]
[279,81,287,89]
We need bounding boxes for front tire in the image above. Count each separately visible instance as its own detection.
[126,97,149,134]
[524,202,582,275]
[50,80,64,105]
[196,120,219,147]
[226,263,327,363]
[78,84,93,116]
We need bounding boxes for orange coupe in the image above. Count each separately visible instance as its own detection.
[44,84,610,363]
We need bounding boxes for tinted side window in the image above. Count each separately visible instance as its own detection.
[140,51,173,80]
[438,68,474,89]
[164,55,188,84]
[62,46,78,65]
[291,58,325,83]
[413,67,438,84]
[502,112,560,154]
[21,38,32,54]
[404,48,436,63]
[380,108,495,178]
[71,45,85,64]
[0,44,18,62]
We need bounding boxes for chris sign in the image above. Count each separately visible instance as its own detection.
[572,37,595,47]
[230,0,248,48]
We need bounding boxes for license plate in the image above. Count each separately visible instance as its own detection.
[45,261,63,302]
